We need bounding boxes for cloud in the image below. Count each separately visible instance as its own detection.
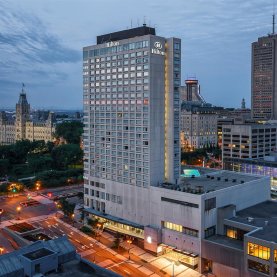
[0,3,80,64]
[0,1,80,89]
[0,0,275,109]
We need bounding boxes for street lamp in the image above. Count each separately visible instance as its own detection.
[96,223,102,241]
[172,261,175,277]
[126,239,132,259]
[71,214,75,226]
[35,182,40,191]
[0,247,4,255]
[16,206,21,220]
[0,209,3,223]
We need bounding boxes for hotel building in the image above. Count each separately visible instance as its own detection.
[82,27,277,275]
[83,25,180,226]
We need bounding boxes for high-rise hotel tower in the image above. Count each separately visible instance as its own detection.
[83,25,181,228]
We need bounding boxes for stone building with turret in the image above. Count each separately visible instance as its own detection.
[0,87,55,145]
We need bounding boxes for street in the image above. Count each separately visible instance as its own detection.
[0,186,203,277]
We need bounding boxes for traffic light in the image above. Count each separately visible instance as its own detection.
[12,188,16,193]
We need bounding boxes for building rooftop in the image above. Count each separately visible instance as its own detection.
[230,201,277,242]
[161,166,264,194]
[23,248,54,260]
[0,236,120,277]
[97,25,155,44]
[48,259,121,277]
[205,235,244,250]
[224,156,277,167]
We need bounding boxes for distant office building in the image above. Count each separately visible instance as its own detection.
[180,103,218,150]
[222,123,277,161]
[251,34,277,120]
[0,87,55,145]
[180,79,205,103]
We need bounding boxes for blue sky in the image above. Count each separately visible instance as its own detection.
[0,0,274,109]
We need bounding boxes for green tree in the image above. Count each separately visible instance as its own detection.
[59,199,76,217]
[87,217,99,228]
[12,140,32,163]
[111,232,121,250]
[0,159,10,176]
[55,121,83,144]
[51,144,83,169]
[27,154,53,173]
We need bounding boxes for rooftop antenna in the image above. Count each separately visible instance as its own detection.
[273,0,276,34]
[22,83,25,94]
[131,19,133,28]
[143,16,146,26]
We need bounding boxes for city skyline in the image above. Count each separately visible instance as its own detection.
[0,0,275,109]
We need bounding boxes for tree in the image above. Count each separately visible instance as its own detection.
[59,199,76,217]
[111,232,121,250]
[27,154,53,173]
[12,140,32,164]
[55,121,83,144]
[51,144,83,169]
[87,217,99,228]
[0,159,10,176]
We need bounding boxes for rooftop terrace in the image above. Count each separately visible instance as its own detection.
[158,166,264,194]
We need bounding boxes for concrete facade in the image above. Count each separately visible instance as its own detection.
[83,26,181,225]
[85,164,270,272]
[221,123,277,162]
[180,107,218,150]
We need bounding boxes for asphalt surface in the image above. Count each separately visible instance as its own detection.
[32,217,153,277]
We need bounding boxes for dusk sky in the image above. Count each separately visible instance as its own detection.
[0,0,275,109]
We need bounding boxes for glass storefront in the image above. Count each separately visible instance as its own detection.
[161,245,198,269]
[224,158,277,186]
[92,215,144,239]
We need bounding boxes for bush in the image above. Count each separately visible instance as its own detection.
[80,226,92,234]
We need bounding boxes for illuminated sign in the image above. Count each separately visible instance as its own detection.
[154,41,162,49]
[151,41,165,56]
[146,236,152,243]
[106,41,119,47]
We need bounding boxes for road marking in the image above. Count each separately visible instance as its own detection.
[75,239,80,243]
[106,259,129,269]
[124,269,131,275]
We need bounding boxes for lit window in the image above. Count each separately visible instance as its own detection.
[248,242,270,260]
